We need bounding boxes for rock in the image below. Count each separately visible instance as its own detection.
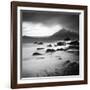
[57,41,66,46]
[68,45,79,49]
[56,48,64,51]
[54,44,57,47]
[63,62,79,75]
[38,42,43,45]
[32,52,42,56]
[69,40,79,46]
[47,44,52,47]
[34,41,38,44]
[46,49,55,53]
[37,48,44,50]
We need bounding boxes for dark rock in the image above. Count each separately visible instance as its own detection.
[66,45,79,51]
[37,48,44,50]
[34,41,38,44]
[56,48,64,51]
[46,49,55,53]
[38,42,43,45]
[57,41,66,46]
[54,44,57,47]
[63,62,79,75]
[69,40,79,46]
[47,44,52,47]
[32,52,42,56]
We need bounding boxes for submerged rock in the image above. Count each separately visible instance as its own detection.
[32,52,42,56]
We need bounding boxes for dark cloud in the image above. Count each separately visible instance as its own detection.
[21,10,79,33]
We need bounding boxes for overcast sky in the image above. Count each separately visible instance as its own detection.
[21,10,79,37]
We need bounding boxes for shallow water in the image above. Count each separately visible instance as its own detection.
[21,42,79,78]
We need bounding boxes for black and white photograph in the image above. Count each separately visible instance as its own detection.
[21,10,80,78]
[11,2,87,88]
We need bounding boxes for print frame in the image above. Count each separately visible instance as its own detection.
[11,1,88,89]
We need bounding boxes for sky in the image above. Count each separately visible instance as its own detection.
[21,10,79,37]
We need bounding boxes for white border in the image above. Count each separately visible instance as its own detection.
[17,7,84,84]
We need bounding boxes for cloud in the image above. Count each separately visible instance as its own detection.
[22,22,62,37]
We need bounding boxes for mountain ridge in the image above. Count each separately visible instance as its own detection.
[22,28,79,43]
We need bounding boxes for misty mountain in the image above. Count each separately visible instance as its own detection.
[22,28,79,43]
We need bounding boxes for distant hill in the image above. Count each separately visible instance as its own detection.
[50,28,79,40]
[22,28,79,43]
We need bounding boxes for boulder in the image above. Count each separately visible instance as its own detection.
[46,49,55,53]
[63,62,79,75]
[47,44,52,47]
[69,40,79,46]
[38,42,43,45]
[37,48,44,50]
[57,41,66,46]
[32,52,42,56]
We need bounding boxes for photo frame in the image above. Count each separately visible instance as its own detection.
[11,1,88,89]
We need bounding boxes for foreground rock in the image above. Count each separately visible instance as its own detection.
[63,62,79,75]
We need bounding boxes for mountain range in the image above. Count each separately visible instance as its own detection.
[22,28,79,43]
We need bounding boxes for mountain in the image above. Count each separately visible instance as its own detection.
[22,28,79,43]
[50,28,79,40]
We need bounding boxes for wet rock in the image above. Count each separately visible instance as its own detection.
[34,41,38,44]
[37,48,44,50]
[46,49,55,53]
[38,42,43,45]
[47,44,52,47]
[56,48,64,51]
[67,45,79,49]
[32,52,42,56]
[54,44,57,47]
[57,41,66,46]
[69,40,79,46]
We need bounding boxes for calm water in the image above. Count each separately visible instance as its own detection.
[21,41,79,78]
